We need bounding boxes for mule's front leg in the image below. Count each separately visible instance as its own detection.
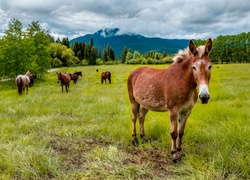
[176,111,191,156]
[169,109,181,163]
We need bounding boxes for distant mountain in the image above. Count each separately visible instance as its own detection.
[70,28,189,57]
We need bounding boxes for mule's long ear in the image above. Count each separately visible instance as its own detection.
[189,40,198,56]
[205,38,213,55]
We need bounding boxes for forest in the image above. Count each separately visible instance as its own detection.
[0,18,249,79]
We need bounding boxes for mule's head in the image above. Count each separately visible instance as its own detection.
[189,38,213,104]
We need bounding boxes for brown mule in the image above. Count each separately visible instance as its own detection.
[127,38,213,163]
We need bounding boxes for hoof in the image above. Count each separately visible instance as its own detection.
[172,152,183,164]
[132,137,139,146]
[173,157,182,164]
[177,148,185,157]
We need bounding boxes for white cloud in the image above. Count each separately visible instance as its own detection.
[0,0,250,40]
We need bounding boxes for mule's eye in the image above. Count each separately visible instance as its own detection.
[192,66,196,70]
[208,65,212,70]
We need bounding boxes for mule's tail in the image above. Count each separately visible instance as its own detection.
[17,77,23,95]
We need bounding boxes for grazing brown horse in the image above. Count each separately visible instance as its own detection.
[127,38,213,163]
[101,71,111,84]
[57,72,71,93]
[15,70,31,95]
[69,73,79,84]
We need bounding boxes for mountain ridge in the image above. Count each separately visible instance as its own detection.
[70,28,190,57]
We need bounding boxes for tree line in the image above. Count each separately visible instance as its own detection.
[0,19,116,78]
[212,33,250,63]
[0,19,51,78]
[0,18,249,79]
[123,32,250,64]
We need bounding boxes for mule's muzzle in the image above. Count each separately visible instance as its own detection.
[199,94,210,104]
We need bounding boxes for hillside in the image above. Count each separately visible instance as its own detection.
[70,28,189,57]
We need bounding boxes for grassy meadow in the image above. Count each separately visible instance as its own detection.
[0,63,249,179]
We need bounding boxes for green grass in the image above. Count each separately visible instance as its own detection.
[0,64,249,179]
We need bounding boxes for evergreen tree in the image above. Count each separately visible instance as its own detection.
[121,46,128,63]
[47,33,55,43]
[62,37,70,48]
[109,48,115,61]
[102,45,115,61]
[89,47,97,65]
[102,46,108,62]
[89,38,94,48]
[72,41,86,61]
[84,44,91,62]
[80,42,85,60]
[56,37,61,44]
[72,41,79,56]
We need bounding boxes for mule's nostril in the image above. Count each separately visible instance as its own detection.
[199,94,210,104]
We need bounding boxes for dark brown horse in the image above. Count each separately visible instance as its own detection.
[69,73,79,84]
[29,75,34,87]
[127,38,213,163]
[101,71,111,84]
[57,72,71,93]
[15,70,31,95]
[28,74,36,87]
[74,71,82,77]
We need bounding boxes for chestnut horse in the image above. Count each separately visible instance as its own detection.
[101,71,111,84]
[57,72,71,93]
[15,70,31,95]
[127,38,213,163]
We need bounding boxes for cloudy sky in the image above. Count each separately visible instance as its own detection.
[0,0,250,40]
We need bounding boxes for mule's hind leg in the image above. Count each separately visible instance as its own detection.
[131,102,139,146]
[139,107,149,142]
